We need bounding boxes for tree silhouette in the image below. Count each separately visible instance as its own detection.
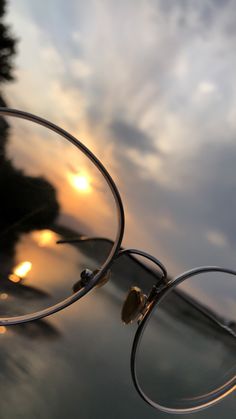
[0,0,60,296]
[0,0,16,156]
[0,0,16,83]
[0,0,59,238]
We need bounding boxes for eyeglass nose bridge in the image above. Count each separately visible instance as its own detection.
[71,245,168,324]
[116,249,168,324]
[116,248,168,283]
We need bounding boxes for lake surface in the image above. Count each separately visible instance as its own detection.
[0,240,235,419]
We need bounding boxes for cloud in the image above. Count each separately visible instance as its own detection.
[5,0,236,275]
[69,59,92,79]
[109,119,158,154]
[197,81,217,95]
[206,230,228,247]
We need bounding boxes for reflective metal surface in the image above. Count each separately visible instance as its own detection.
[121,286,147,324]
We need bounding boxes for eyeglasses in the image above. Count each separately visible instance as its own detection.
[0,107,235,414]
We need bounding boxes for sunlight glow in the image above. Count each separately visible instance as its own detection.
[0,326,6,334]
[32,229,57,247]
[9,261,32,282]
[68,173,92,193]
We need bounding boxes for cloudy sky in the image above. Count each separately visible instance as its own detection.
[4,0,236,276]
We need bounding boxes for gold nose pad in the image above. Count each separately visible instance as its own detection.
[73,269,111,293]
[121,286,147,325]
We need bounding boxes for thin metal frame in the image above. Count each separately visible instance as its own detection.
[0,107,125,325]
[131,265,236,414]
[0,107,235,414]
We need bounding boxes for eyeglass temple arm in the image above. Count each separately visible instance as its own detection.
[57,236,236,338]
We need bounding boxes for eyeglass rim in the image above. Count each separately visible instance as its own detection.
[0,107,125,326]
[131,265,236,414]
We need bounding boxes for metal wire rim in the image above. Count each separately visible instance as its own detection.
[0,107,125,325]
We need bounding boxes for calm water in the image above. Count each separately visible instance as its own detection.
[0,241,235,419]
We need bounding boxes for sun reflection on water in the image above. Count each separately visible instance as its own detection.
[9,261,32,283]
[0,326,7,334]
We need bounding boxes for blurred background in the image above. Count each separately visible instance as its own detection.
[0,0,235,418]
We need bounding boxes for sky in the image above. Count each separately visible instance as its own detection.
[4,0,236,276]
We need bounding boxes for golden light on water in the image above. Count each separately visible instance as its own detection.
[9,261,32,282]
[8,274,21,283]
[32,229,57,247]
[0,326,7,334]
[14,261,32,278]
[68,172,91,193]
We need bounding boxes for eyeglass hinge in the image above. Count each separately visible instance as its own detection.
[152,276,169,294]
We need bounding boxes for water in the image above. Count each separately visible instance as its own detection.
[0,245,235,418]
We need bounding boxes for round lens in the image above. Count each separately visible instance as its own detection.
[134,269,236,412]
[0,110,123,321]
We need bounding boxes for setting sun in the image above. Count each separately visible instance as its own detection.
[68,173,91,193]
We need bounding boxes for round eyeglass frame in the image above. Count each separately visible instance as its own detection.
[0,107,125,325]
[131,265,236,414]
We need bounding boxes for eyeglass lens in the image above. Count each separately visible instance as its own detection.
[0,113,118,318]
[135,270,236,410]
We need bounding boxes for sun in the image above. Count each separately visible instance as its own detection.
[73,175,90,191]
[68,173,91,193]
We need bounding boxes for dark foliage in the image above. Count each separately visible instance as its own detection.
[0,0,60,285]
[0,0,17,83]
